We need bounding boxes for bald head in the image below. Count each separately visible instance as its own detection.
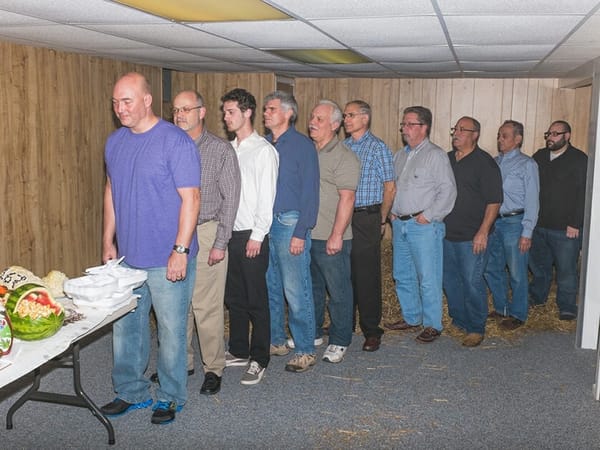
[112,72,156,133]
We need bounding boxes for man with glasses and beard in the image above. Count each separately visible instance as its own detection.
[529,121,587,321]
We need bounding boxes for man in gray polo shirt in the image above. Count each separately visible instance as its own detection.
[307,100,360,367]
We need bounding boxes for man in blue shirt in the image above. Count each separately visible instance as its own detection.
[263,91,320,370]
[343,100,395,352]
[485,120,539,330]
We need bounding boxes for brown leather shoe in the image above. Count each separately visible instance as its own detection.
[384,319,421,331]
[415,327,441,343]
[462,333,484,347]
[362,336,381,352]
[499,317,524,331]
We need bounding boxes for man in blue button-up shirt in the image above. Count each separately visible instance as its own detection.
[485,120,539,330]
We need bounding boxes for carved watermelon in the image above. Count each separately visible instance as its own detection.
[0,309,12,355]
[5,283,64,341]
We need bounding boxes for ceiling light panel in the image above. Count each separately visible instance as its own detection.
[267,49,369,64]
[116,0,289,22]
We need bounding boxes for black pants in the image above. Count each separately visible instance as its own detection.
[225,230,270,368]
[351,209,384,338]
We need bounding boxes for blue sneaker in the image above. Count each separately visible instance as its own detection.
[100,398,152,417]
[151,401,183,425]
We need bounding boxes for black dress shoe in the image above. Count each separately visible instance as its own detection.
[362,336,381,352]
[200,372,222,395]
[150,369,195,384]
[100,397,152,417]
[151,401,178,425]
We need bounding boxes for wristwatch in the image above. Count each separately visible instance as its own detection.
[172,244,190,254]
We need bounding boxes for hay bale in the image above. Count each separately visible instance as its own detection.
[380,238,576,340]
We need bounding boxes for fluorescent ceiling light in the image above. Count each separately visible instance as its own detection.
[116,0,289,22]
[267,49,370,65]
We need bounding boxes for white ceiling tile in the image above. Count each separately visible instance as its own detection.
[0,10,50,26]
[548,45,600,60]
[174,47,286,63]
[385,62,461,72]
[313,16,447,46]
[268,0,435,18]
[357,46,455,62]
[455,45,554,61]
[0,24,150,49]
[438,0,599,15]
[562,14,600,45]
[460,61,539,71]
[445,15,584,45]
[191,20,342,49]
[0,0,165,24]
[83,23,243,48]
[315,63,391,73]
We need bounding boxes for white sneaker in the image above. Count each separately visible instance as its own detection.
[322,344,347,363]
[240,361,265,385]
[225,351,249,367]
[287,337,324,349]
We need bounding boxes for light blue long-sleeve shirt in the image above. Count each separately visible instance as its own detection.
[495,148,540,238]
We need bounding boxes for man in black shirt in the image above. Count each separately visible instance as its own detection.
[529,120,587,320]
[443,116,503,347]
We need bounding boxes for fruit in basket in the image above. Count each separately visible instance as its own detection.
[5,283,64,340]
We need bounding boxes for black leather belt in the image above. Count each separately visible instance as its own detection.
[354,203,381,214]
[498,209,524,218]
[398,211,423,221]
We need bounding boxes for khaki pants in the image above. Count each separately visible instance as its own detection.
[186,221,227,376]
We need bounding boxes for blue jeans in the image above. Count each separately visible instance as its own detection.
[391,219,444,331]
[112,258,196,407]
[529,227,581,315]
[443,240,489,334]
[311,239,353,347]
[484,216,529,322]
[267,211,315,355]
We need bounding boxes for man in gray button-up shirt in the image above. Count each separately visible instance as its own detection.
[385,106,456,344]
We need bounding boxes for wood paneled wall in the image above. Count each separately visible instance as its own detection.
[167,72,276,137]
[0,41,161,277]
[2,45,592,279]
[294,78,591,156]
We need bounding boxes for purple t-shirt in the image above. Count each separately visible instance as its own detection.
[105,119,201,268]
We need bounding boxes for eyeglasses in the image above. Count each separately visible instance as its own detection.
[544,131,567,139]
[171,105,203,115]
[342,112,365,119]
[399,122,424,129]
[450,126,477,135]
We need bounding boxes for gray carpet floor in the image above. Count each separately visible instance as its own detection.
[0,327,598,449]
